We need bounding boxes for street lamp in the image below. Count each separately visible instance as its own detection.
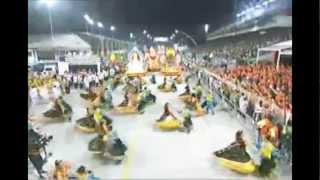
[130,33,134,39]
[83,14,90,34]
[84,14,94,33]
[143,30,147,35]
[174,29,179,34]
[110,25,116,51]
[110,25,116,32]
[97,22,104,35]
[96,22,104,56]
[97,22,104,28]
[204,24,210,33]
[40,0,56,41]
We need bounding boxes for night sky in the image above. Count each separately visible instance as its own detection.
[28,0,236,43]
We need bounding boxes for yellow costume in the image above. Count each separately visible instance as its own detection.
[155,118,182,130]
[161,48,181,76]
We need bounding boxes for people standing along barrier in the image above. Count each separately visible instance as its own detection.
[186,65,291,164]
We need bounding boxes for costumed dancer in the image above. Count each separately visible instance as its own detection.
[52,160,71,180]
[179,84,190,96]
[182,109,193,133]
[158,77,167,89]
[137,87,156,113]
[75,108,96,132]
[150,74,156,84]
[43,96,72,121]
[195,81,202,101]
[213,130,255,174]
[157,103,178,122]
[102,126,128,164]
[256,117,273,149]
[203,92,216,115]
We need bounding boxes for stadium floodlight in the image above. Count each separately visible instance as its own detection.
[262,1,269,6]
[88,19,94,25]
[204,24,210,33]
[110,25,116,31]
[97,22,104,28]
[253,8,264,17]
[143,30,147,34]
[40,0,56,8]
[40,0,56,41]
[175,29,179,34]
[84,14,90,22]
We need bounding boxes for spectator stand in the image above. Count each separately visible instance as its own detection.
[256,40,292,71]
[190,66,291,164]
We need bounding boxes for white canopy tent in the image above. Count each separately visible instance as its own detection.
[256,40,292,70]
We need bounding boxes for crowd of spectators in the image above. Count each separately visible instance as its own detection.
[186,28,292,126]
[212,64,292,109]
[192,28,291,66]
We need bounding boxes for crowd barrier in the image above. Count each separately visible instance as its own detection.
[186,65,292,164]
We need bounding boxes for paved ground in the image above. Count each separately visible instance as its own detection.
[28,73,292,179]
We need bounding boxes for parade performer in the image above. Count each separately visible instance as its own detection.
[158,77,167,89]
[179,84,191,97]
[213,130,256,174]
[150,74,156,84]
[75,108,96,133]
[213,130,278,176]
[146,46,161,72]
[174,74,183,84]
[75,166,89,180]
[114,90,139,114]
[158,77,177,92]
[52,160,71,180]
[137,87,156,113]
[195,81,203,100]
[88,120,110,153]
[43,96,72,121]
[182,109,193,133]
[186,93,206,117]
[101,126,128,164]
[157,103,178,122]
[256,117,274,149]
[258,139,278,177]
[155,103,182,131]
[80,86,97,101]
[90,85,112,111]
[203,92,216,115]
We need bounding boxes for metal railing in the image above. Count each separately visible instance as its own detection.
[190,68,292,164]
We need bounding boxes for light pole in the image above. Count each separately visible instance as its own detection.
[204,24,210,34]
[97,22,104,35]
[174,29,198,46]
[84,14,94,34]
[83,14,90,34]
[40,0,56,41]
[110,25,116,51]
[97,22,104,56]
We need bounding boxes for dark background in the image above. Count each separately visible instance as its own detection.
[28,0,235,42]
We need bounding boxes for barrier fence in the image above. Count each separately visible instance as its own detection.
[183,62,292,164]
